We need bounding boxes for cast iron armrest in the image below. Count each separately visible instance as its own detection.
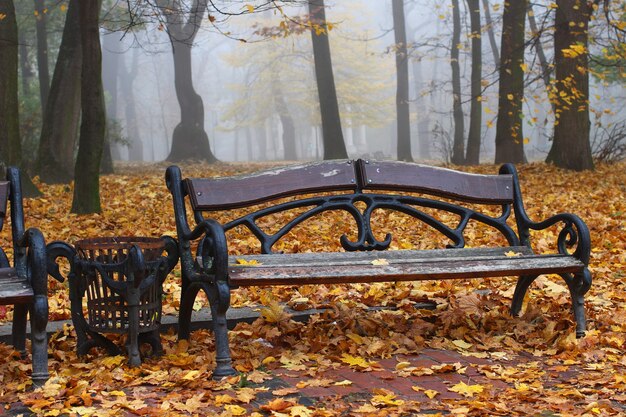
[182,219,229,284]
[522,212,591,265]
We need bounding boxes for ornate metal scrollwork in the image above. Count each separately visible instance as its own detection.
[216,192,519,254]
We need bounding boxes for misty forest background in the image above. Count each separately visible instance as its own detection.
[0,0,625,214]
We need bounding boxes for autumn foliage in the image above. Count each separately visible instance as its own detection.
[0,161,625,416]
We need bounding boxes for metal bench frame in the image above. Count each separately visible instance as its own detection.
[0,167,49,386]
[166,159,591,378]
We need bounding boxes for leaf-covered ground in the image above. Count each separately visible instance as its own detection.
[0,161,625,416]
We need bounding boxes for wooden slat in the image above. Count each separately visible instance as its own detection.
[228,246,534,267]
[0,182,8,218]
[359,160,514,204]
[0,268,33,305]
[227,249,583,286]
[187,160,358,211]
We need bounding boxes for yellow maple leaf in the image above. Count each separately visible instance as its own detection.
[245,4,255,13]
[236,258,261,266]
[340,353,375,369]
[371,258,389,265]
[505,250,522,257]
[371,393,405,406]
[225,405,247,416]
[290,405,314,417]
[449,381,485,397]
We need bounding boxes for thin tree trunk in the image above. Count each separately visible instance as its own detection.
[411,59,431,160]
[393,0,412,162]
[36,0,81,183]
[102,31,121,161]
[71,0,105,213]
[481,0,499,67]
[273,82,297,160]
[545,0,594,171]
[494,0,527,164]
[465,0,482,165]
[450,0,465,164]
[528,5,554,111]
[308,0,348,160]
[34,0,50,113]
[122,48,142,161]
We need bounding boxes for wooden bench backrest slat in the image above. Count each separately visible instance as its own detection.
[359,160,514,204]
[0,182,8,219]
[187,160,358,211]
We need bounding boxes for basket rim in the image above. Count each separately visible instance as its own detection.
[75,236,165,251]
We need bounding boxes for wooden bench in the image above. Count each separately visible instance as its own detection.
[166,159,592,378]
[0,168,49,386]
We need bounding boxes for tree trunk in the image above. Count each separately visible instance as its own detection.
[0,0,22,167]
[0,0,40,197]
[158,0,216,163]
[481,0,500,68]
[308,0,348,160]
[102,31,121,161]
[392,0,412,162]
[273,82,297,160]
[122,48,142,161]
[411,58,432,160]
[71,0,105,214]
[465,0,482,165]
[19,31,33,96]
[34,0,50,113]
[545,0,594,171]
[36,0,81,184]
[528,5,555,113]
[494,0,527,164]
[450,0,465,164]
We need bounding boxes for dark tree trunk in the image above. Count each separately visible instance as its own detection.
[34,0,50,113]
[0,0,40,197]
[481,0,500,68]
[392,0,412,162]
[0,0,21,167]
[18,32,33,96]
[308,0,348,160]
[545,0,594,171]
[494,0,527,164]
[36,0,81,184]
[450,0,465,164]
[273,82,297,160]
[158,0,216,163]
[465,0,482,165]
[71,0,105,214]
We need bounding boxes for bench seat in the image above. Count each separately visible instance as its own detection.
[0,267,34,305]
[227,247,584,286]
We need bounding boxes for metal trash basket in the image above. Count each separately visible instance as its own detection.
[47,236,178,366]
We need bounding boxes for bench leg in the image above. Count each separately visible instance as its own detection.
[204,281,237,379]
[178,284,201,341]
[30,295,50,386]
[510,274,538,317]
[562,269,592,338]
[11,304,28,356]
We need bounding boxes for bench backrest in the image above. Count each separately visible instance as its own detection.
[170,159,522,254]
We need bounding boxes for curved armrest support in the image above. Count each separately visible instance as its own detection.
[524,212,591,265]
[46,241,77,283]
[18,228,48,296]
[193,219,229,283]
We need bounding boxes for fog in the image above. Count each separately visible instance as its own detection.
[102,0,626,164]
